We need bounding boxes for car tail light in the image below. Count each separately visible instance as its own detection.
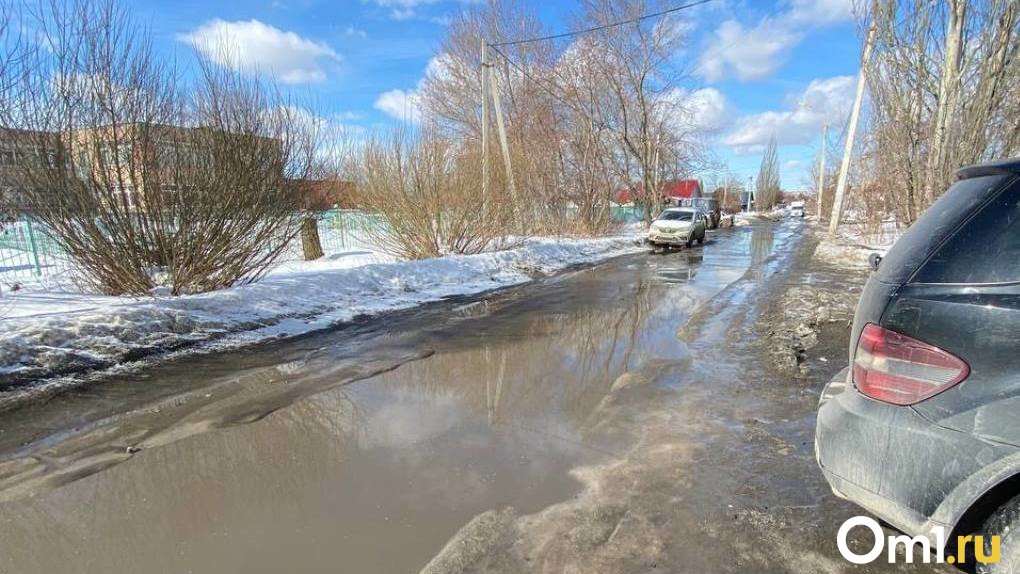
[853,323,969,406]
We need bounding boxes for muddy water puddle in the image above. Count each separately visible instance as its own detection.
[0,224,785,574]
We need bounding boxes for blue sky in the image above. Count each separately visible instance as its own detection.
[126,0,864,191]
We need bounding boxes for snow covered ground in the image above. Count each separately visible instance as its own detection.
[0,233,644,405]
[814,219,903,268]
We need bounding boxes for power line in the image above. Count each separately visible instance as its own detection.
[489,0,716,48]
[487,44,574,109]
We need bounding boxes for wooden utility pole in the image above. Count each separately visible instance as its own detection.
[480,40,490,208]
[816,123,827,219]
[829,5,878,234]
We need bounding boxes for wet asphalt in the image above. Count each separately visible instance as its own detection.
[0,221,954,573]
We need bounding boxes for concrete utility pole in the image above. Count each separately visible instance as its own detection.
[816,123,827,219]
[924,0,966,204]
[829,4,878,234]
[488,64,520,222]
[480,40,490,209]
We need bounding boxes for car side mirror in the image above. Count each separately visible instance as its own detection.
[868,252,882,271]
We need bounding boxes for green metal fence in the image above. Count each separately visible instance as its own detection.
[0,217,70,280]
[315,209,390,254]
[0,210,394,283]
[610,205,644,223]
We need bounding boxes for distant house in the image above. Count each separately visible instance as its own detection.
[2,123,287,213]
[663,180,702,203]
[613,179,703,205]
[0,128,61,212]
[290,178,356,210]
[67,123,284,211]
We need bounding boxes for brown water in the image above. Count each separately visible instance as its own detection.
[0,224,786,574]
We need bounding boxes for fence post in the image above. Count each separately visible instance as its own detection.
[23,216,42,276]
[336,210,348,250]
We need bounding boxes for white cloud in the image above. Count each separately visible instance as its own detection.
[373,54,456,123]
[374,0,438,6]
[372,0,475,20]
[374,89,422,123]
[699,19,800,83]
[788,0,855,25]
[390,8,416,20]
[686,87,730,131]
[179,19,341,84]
[661,87,731,133]
[344,26,367,38]
[724,75,854,152]
[698,0,854,83]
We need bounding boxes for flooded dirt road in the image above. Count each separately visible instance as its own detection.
[0,222,951,573]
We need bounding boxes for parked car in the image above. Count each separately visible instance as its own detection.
[646,207,708,249]
[790,200,805,218]
[815,157,1020,572]
[687,197,722,229]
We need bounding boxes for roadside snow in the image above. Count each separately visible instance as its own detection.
[734,210,785,227]
[0,234,643,395]
[814,220,903,268]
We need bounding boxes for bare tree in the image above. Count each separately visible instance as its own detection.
[350,128,511,260]
[865,0,1020,224]
[577,0,705,223]
[755,137,781,210]
[1,0,316,295]
[417,0,563,231]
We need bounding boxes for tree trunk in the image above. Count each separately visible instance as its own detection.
[300,216,324,261]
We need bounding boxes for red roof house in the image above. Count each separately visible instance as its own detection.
[613,179,702,204]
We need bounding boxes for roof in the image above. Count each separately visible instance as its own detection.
[958,157,1020,179]
[614,179,702,204]
[662,180,701,199]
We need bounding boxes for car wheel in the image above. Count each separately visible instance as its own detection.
[976,494,1020,573]
[685,235,693,248]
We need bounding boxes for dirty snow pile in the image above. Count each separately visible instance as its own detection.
[814,220,903,268]
[0,234,643,388]
[734,210,785,227]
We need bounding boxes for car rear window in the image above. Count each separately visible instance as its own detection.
[913,178,1020,284]
[875,174,1011,284]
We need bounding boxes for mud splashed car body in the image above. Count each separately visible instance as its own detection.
[816,158,1020,571]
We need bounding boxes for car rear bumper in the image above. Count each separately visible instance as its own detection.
[815,367,950,538]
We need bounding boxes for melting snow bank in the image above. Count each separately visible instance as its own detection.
[0,234,644,405]
[814,219,903,268]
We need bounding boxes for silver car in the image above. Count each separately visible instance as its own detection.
[646,207,708,249]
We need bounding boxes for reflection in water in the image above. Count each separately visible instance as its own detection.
[0,224,785,574]
[751,225,776,267]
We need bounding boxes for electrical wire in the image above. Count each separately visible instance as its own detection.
[489,0,716,48]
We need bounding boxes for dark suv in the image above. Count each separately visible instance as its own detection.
[815,158,1020,571]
